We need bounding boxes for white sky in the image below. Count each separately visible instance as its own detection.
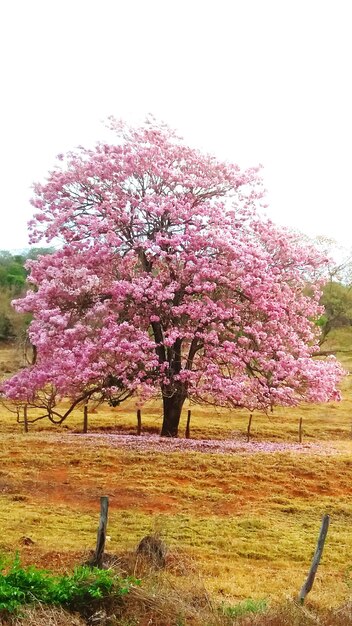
[0,0,351,251]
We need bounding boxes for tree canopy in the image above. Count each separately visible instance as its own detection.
[1,119,344,435]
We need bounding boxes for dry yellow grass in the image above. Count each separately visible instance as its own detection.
[1,328,352,612]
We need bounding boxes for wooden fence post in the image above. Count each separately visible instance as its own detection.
[83,404,88,433]
[298,514,330,604]
[299,417,303,443]
[23,405,29,434]
[137,409,142,435]
[185,410,191,439]
[90,496,109,568]
[247,414,252,443]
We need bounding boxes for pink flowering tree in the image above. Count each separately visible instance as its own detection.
[1,119,344,436]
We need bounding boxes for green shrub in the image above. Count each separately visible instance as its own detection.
[0,554,138,614]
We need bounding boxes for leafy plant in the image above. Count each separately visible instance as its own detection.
[0,554,138,614]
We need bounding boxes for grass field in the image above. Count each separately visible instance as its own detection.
[1,329,352,622]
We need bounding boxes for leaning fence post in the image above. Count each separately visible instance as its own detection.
[299,417,303,443]
[23,405,29,434]
[185,410,191,439]
[298,514,330,604]
[90,496,109,568]
[137,409,142,435]
[247,414,252,443]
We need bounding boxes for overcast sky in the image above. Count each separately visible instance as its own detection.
[0,0,351,251]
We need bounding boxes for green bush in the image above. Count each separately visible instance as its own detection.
[0,554,138,614]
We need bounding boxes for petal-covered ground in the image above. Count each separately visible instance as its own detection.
[56,432,338,455]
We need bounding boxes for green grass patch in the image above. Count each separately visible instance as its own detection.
[220,597,267,618]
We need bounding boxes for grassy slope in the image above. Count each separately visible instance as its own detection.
[1,328,352,611]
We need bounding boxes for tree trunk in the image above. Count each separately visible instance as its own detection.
[161,391,186,437]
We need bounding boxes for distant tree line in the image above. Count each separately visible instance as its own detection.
[0,249,54,341]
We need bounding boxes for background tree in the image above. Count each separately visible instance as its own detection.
[0,251,27,292]
[0,249,55,342]
[1,119,343,436]
[309,238,352,346]
[319,282,352,345]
